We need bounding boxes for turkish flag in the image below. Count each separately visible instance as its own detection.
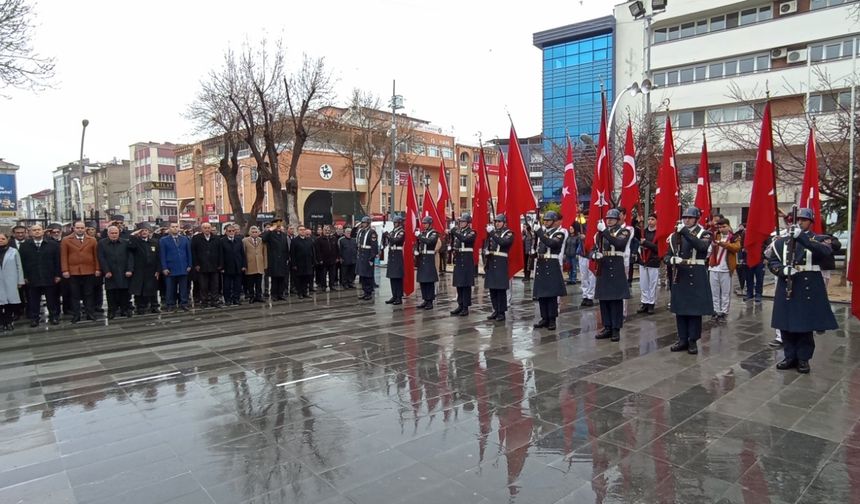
[436,159,452,224]
[801,128,823,234]
[654,116,680,257]
[694,136,713,227]
[585,93,612,256]
[403,175,418,296]
[505,125,538,279]
[561,137,579,230]
[849,204,860,319]
[497,149,508,214]
[745,102,777,268]
[620,120,640,226]
[472,147,491,265]
[422,187,444,235]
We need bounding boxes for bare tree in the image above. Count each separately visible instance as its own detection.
[0,0,54,93]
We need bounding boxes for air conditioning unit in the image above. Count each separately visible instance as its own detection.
[779,0,798,15]
[787,49,808,64]
[771,47,788,59]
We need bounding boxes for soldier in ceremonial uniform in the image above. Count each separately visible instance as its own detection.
[769,208,837,374]
[532,211,566,330]
[385,215,406,305]
[449,213,477,316]
[415,216,439,309]
[664,207,713,354]
[593,208,631,342]
[484,214,513,322]
[355,216,378,300]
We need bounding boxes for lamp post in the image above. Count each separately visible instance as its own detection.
[390,81,404,219]
[75,119,89,222]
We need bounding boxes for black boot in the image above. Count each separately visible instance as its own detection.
[424,302,434,310]
[533,319,548,328]
[450,306,463,316]
[487,311,498,320]
[417,301,428,309]
[687,340,698,355]
[797,360,810,374]
[495,313,506,322]
[458,307,469,317]
[595,328,612,340]
[670,341,689,352]
[636,304,648,314]
[547,319,556,330]
[610,329,620,342]
[385,298,396,304]
[646,304,655,315]
[777,359,798,370]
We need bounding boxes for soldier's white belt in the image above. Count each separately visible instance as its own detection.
[794,264,821,272]
[603,251,624,257]
[487,251,508,257]
[360,246,373,249]
[457,248,473,252]
[389,246,403,250]
[539,253,560,259]
[680,258,705,265]
[421,251,436,255]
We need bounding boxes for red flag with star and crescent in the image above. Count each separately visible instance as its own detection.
[620,120,640,226]
[849,205,860,319]
[435,160,452,224]
[560,137,579,230]
[801,127,823,234]
[585,92,611,257]
[745,102,777,268]
[694,136,713,228]
[403,174,418,296]
[496,149,508,215]
[422,187,444,234]
[472,147,491,265]
[654,116,680,257]
[505,124,538,279]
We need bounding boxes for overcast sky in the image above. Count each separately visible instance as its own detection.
[1,0,613,196]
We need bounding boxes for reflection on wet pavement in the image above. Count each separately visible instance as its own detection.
[0,280,858,503]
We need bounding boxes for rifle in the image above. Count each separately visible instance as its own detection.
[785,205,798,300]
[446,210,455,265]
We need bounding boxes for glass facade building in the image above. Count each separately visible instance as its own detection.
[534,17,615,202]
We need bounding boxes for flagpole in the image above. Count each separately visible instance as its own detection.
[766,96,780,233]
[478,137,496,218]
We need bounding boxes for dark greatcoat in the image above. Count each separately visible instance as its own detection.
[416,229,439,283]
[355,226,378,278]
[220,236,247,275]
[594,225,632,301]
[128,236,160,296]
[261,230,290,278]
[98,238,135,290]
[665,224,713,316]
[533,227,566,298]
[338,236,357,266]
[450,226,476,287]
[191,234,223,273]
[20,239,61,287]
[769,231,838,333]
[484,227,513,290]
[289,236,316,276]
[386,226,406,279]
[314,234,339,266]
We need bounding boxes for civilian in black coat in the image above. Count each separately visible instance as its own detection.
[290,227,316,298]
[98,226,135,319]
[262,221,290,301]
[191,223,224,308]
[220,224,247,305]
[313,226,339,291]
[19,224,61,326]
[338,229,357,289]
[128,226,161,314]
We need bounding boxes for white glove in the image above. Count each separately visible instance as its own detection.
[532,223,541,232]
[782,266,797,277]
[670,256,684,265]
[591,252,603,260]
[675,223,685,233]
[414,229,421,237]
[486,224,494,233]
[448,222,456,230]
[597,220,606,232]
[790,226,801,239]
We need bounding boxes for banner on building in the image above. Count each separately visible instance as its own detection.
[0,174,17,217]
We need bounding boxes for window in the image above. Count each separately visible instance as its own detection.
[653,72,666,87]
[709,62,723,79]
[695,66,706,81]
[679,164,698,184]
[667,70,679,85]
[740,9,757,25]
[441,147,454,159]
[707,108,723,123]
[826,43,842,60]
[745,161,755,181]
[696,20,708,34]
[758,6,772,20]
[668,26,679,40]
[654,28,667,43]
[354,165,368,181]
[709,163,722,183]
[427,145,440,157]
[680,68,694,83]
[680,22,695,38]
[710,15,726,31]
[756,55,770,71]
[724,60,737,76]
[411,143,426,156]
[726,12,738,29]
[810,45,824,62]
[739,57,755,74]
[459,175,468,188]
[459,152,470,165]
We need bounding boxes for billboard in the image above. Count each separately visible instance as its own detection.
[0,174,17,217]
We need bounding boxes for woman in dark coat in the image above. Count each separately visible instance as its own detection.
[290,227,316,299]
[415,216,439,309]
[128,226,161,314]
[484,214,513,321]
[385,216,406,305]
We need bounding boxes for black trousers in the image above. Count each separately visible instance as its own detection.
[134,295,158,312]
[15,285,28,318]
[69,275,96,318]
[106,289,130,315]
[360,276,374,296]
[782,331,815,362]
[676,315,703,343]
[94,277,104,311]
[317,263,336,289]
[247,274,263,300]
[538,297,558,321]
[270,276,286,299]
[341,264,356,287]
[197,271,220,306]
[61,278,73,314]
[599,299,624,330]
[0,305,13,326]
[28,284,59,321]
[296,274,312,297]
[490,289,507,314]
[420,282,435,301]
[389,278,403,300]
[456,286,472,308]
[334,262,341,285]
[222,273,242,304]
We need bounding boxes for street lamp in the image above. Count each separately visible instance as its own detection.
[579,79,654,147]
[75,118,89,222]
[390,81,404,219]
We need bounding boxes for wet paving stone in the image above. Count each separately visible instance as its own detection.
[0,280,855,503]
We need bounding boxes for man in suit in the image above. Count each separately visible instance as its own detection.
[61,221,101,323]
[191,222,223,308]
[20,224,61,327]
[220,223,246,306]
[313,225,339,291]
[98,225,135,319]
[159,222,192,311]
[128,224,161,314]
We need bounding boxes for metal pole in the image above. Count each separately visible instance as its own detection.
[643,15,653,218]
[847,36,857,268]
[77,119,89,223]
[391,80,397,218]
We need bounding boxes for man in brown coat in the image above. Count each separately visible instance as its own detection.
[61,221,101,323]
[243,226,267,303]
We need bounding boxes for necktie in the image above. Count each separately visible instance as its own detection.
[174,236,179,247]
[35,241,41,250]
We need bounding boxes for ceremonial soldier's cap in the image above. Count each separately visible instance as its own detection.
[797,208,815,221]
[682,207,701,219]
[422,216,434,224]
[458,213,472,223]
[543,211,560,221]
[137,222,152,231]
[360,216,371,224]
[392,215,403,223]
[494,214,506,223]
[270,218,284,225]
[606,209,622,220]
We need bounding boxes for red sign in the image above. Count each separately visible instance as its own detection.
[204,203,216,213]
[371,213,385,222]
[473,162,500,176]
[219,214,234,223]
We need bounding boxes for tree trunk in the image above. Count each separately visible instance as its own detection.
[286,126,307,227]
[265,141,287,221]
[219,139,248,233]
[250,171,266,215]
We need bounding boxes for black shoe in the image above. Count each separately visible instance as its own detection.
[487,312,498,320]
[180,305,190,312]
[533,319,548,328]
[581,299,594,307]
[392,300,402,305]
[450,306,463,316]
[777,359,798,370]
[687,341,698,355]
[94,307,105,313]
[49,318,59,325]
[646,304,655,315]
[458,308,469,317]
[385,298,396,304]
[30,320,39,327]
[123,311,132,318]
[417,301,428,309]
[670,342,689,352]
[494,314,506,322]
[595,328,612,340]
[610,329,620,342]
[797,360,811,374]
[107,312,116,320]
[636,304,648,314]
[150,307,161,314]
[547,319,556,330]
[423,302,433,310]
